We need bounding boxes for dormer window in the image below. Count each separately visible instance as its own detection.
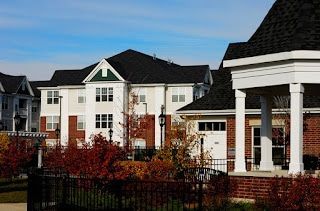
[102,69,108,77]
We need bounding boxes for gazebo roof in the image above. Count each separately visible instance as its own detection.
[225,0,320,60]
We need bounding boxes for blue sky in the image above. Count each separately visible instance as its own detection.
[0,0,275,80]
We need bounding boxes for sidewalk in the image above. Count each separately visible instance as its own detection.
[0,203,27,211]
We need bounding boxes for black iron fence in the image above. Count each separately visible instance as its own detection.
[27,169,230,211]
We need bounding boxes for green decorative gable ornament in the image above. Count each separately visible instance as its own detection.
[90,69,120,82]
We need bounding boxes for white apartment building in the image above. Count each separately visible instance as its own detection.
[35,49,212,147]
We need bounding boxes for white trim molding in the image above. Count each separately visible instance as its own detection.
[224,50,320,68]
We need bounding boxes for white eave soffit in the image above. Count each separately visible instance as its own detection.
[82,59,125,83]
[223,50,320,68]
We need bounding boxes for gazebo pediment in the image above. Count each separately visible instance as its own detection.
[224,50,320,90]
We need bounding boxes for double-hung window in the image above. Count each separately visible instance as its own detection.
[138,88,146,103]
[77,115,85,130]
[252,127,285,167]
[172,88,185,102]
[78,89,86,103]
[47,91,59,104]
[96,88,113,102]
[46,116,59,130]
[95,114,113,129]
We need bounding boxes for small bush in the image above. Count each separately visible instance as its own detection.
[258,174,320,210]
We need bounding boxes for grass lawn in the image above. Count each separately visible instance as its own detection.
[0,191,27,203]
[0,178,28,203]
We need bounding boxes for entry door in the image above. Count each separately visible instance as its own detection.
[205,132,227,159]
[198,122,227,159]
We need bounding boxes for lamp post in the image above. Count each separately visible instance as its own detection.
[158,105,166,148]
[108,128,113,144]
[13,112,21,145]
[55,127,60,146]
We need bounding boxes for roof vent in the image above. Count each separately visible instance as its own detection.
[153,53,156,60]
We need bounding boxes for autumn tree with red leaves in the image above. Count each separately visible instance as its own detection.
[43,134,126,179]
[0,134,35,178]
[120,91,151,160]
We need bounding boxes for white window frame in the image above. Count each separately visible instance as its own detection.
[95,114,113,129]
[138,88,146,103]
[252,126,285,168]
[198,122,226,132]
[78,89,86,104]
[46,116,59,131]
[77,115,85,130]
[47,91,59,104]
[102,69,108,77]
[96,87,113,102]
[172,87,186,102]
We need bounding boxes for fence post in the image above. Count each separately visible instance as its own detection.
[117,181,123,210]
[27,171,34,211]
[61,175,67,209]
[198,181,203,210]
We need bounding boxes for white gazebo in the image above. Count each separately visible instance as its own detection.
[223,0,320,174]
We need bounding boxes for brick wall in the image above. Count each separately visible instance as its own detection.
[40,116,56,139]
[230,176,274,199]
[303,114,320,156]
[68,116,85,143]
[227,116,255,159]
[145,115,155,148]
[165,115,172,145]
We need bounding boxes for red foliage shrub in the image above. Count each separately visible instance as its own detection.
[260,174,320,210]
[0,139,35,178]
[146,158,175,180]
[113,161,148,180]
[43,134,126,179]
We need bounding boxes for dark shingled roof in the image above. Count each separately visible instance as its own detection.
[225,0,320,60]
[30,81,52,98]
[178,0,320,112]
[50,62,98,86]
[179,66,320,111]
[0,72,25,94]
[178,68,261,111]
[106,49,209,84]
[37,49,209,88]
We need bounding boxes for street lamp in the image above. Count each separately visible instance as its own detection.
[158,105,166,148]
[108,128,113,144]
[55,127,60,146]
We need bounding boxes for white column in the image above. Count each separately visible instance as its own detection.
[154,86,166,147]
[260,96,274,171]
[60,89,69,146]
[85,84,96,143]
[37,147,42,168]
[289,83,304,174]
[235,89,246,172]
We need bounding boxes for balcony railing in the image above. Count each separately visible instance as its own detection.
[18,108,28,116]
